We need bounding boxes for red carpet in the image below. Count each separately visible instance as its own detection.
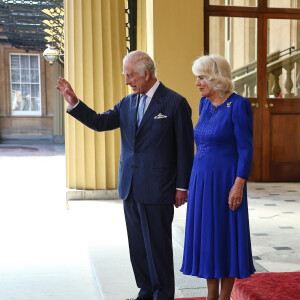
[232,272,300,300]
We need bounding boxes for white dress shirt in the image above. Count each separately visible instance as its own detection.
[137,79,160,118]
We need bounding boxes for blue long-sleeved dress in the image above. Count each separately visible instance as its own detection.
[180,93,256,279]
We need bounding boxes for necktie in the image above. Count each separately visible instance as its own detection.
[137,94,147,127]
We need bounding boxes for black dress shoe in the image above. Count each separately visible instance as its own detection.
[126,296,153,300]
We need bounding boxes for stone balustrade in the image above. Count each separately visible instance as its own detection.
[233,50,300,98]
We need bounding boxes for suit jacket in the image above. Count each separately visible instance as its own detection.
[68,83,194,204]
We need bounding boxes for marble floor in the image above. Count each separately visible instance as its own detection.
[0,144,299,299]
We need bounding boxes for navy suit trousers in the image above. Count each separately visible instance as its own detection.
[123,190,175,300]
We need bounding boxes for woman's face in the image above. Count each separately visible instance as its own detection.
[195,76,213,98]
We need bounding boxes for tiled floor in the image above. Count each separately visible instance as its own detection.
[246,182,300,274]
[0,144,299,299]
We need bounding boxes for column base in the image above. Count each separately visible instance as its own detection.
[66,189,120,209]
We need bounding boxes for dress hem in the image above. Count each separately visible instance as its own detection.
[180,269,256,280]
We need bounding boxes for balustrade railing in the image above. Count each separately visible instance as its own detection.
[233,47,300,98]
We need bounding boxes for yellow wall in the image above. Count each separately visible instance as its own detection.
[140,0,204,126]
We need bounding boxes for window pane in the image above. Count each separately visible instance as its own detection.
[20,55,29,68]
[21,69,30,82]
[11,84,21,112]
[267,19,300,98]
[30,56,38,69]
[209,16,257,97]
[21,84,30,97]
[11,55,20,68]
[30,70,39,83]
[31,98,40,111]
[12,84,21,93]
[268,0,300,8]
[31,84,40,97]
[210,0,257,6]
[11,69,20,83]
[22,95,30,111]
[21,85,31,111]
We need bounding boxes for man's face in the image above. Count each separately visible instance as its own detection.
[123,60,148,94]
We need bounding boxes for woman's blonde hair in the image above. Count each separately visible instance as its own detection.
[192,54,234,98]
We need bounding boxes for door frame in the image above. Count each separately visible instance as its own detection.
[204,0,300,181]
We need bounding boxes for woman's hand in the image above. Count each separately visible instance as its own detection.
[228,177,245,211]
[56,76,79,107]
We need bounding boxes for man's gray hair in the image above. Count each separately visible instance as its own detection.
[123,50,156,78]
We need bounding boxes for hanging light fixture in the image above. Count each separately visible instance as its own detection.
[42,4,64,65]
[43,45,59,64]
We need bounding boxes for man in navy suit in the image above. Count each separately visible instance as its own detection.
[57,51,194,300]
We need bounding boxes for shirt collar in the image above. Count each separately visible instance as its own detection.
[144,80,160,99]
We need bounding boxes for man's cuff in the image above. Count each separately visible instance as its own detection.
[176,188,188,191]
[67,100,80,112]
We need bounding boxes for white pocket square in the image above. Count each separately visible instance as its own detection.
[154,113,168,119]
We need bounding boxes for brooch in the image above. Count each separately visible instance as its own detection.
[227,102,232,108]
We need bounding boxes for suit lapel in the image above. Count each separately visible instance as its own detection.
[131,94,139,137]
[136,83,165,135]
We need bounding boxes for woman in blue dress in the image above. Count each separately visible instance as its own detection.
[181,54,255,300]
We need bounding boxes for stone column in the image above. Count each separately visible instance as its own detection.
[64,0,126,190]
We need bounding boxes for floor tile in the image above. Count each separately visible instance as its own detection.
[279,226,294,229]
[273,247,292,250]
[252,233,268,236]
[252,256,262,260]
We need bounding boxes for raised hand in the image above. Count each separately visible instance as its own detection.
[56,76,79,107]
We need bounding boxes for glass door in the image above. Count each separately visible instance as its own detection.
[263,18,300,180]
[205,0,300,181]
